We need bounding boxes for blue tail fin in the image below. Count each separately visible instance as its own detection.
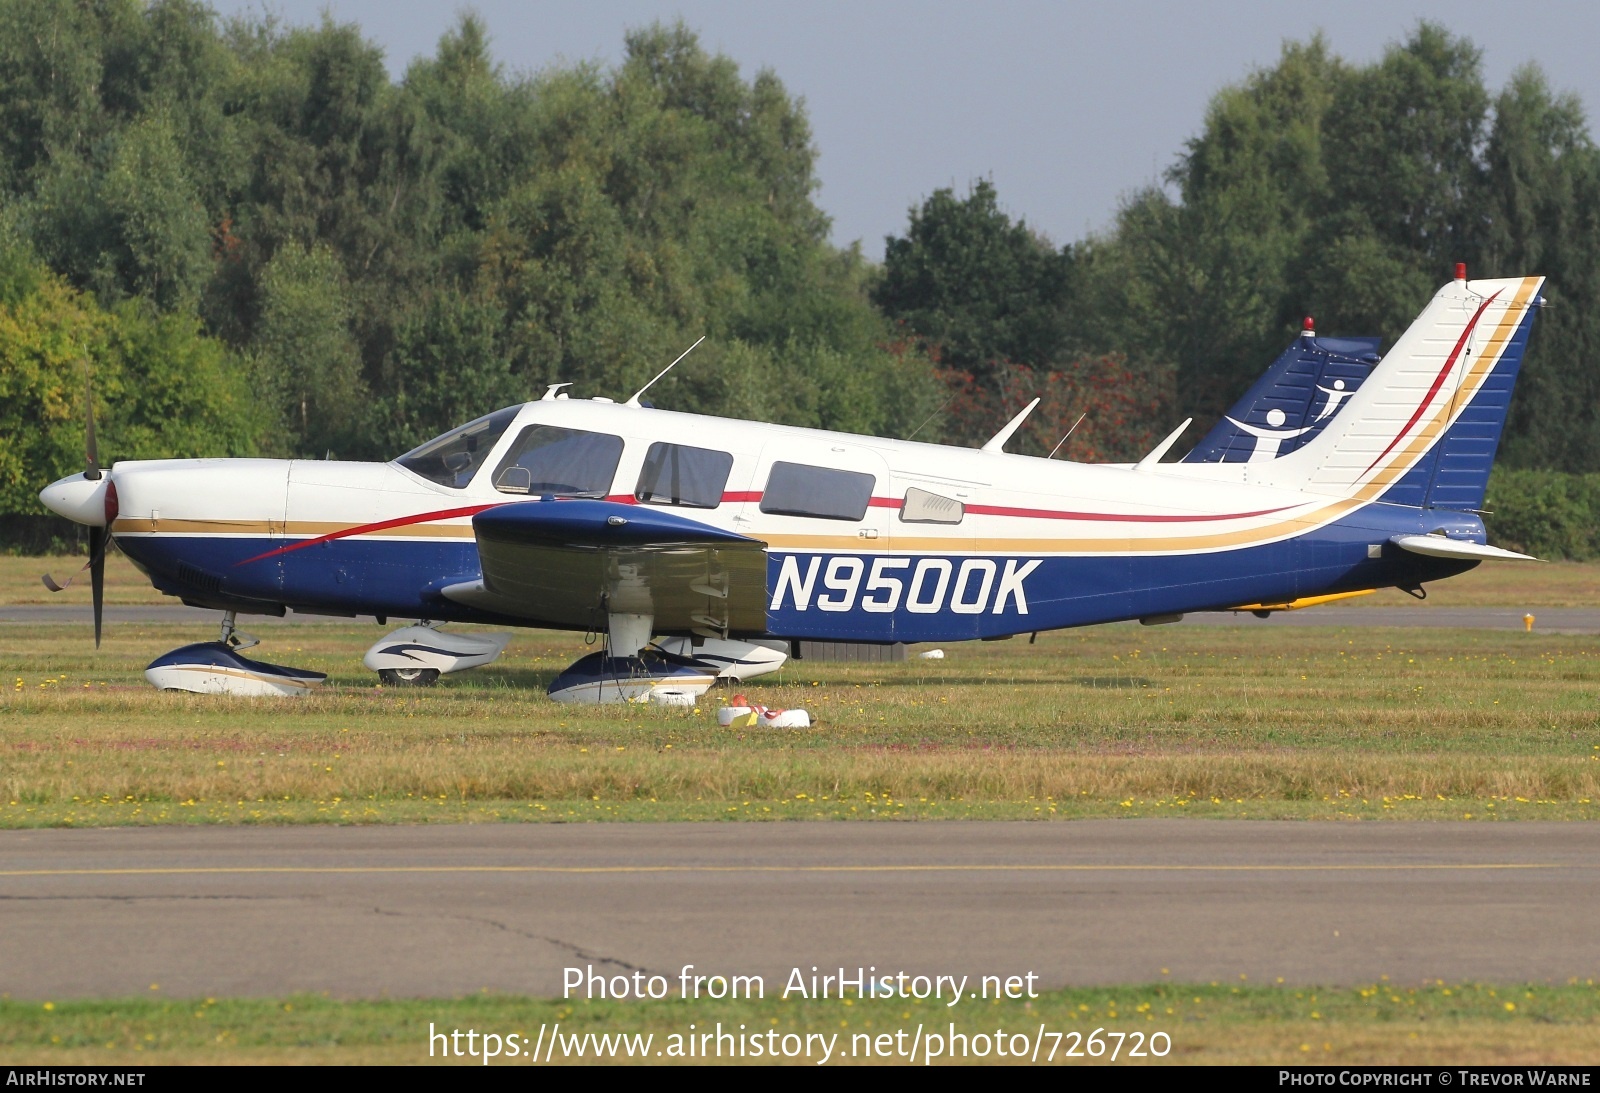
[1183,329,1380,464]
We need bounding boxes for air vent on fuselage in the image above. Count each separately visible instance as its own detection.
[176,561,224,596]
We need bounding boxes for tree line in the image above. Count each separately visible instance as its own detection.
[3,6,1597,533]
[877,25,1600,467]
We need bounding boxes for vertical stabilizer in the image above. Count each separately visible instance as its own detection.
[1183,330,1379,464]
[1261,274,1543,508]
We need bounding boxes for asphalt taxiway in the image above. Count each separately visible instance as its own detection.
[3,821,1596,999]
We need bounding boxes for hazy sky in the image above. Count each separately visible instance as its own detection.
[213,1,1600,259]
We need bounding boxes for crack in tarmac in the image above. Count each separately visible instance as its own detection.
[369,903,646,973]
[536,933,647,975]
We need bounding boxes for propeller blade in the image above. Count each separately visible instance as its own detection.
[84,370,101,481]
[89,525,105,649]
[41,573,65,593]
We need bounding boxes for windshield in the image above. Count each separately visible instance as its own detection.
[394,406,520,488]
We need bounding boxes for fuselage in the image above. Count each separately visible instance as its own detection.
[98,397,1473,643]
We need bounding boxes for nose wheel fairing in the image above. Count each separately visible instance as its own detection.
[144,642,327,697]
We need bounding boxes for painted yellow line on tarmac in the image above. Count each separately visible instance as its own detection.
[0,862,1577,878]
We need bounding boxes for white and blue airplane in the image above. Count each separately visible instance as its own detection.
[38,268,1543,701]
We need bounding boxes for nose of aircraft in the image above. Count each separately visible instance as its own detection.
[40,472,116,527]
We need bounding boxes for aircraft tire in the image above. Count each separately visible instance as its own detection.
[378,667,440,687]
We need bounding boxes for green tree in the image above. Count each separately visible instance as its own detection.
[875,179,1071,378]
[0,0,110,193]
[94,112,212,309]
[1062,23,1600,465]
[0,249,259,516]
[1482,69,1600,470]
[251,242,364,456]
[0,10,940,469]
[0,260,105,514]
[367,288,518,455]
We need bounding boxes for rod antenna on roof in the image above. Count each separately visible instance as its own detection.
[626,336,705,407]
[1047,412,1087,459]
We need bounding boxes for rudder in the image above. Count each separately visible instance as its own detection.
[1422,300,1539,511]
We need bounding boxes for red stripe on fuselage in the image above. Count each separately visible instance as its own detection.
[232,503,505,566]
[842,494,1290,522]
[962,502,1295,523]
[231,485,1303,569]
[1361,290,1501,478]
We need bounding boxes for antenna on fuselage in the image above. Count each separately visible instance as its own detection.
[1133,417,1194,472]
[980,397,1040,453]
[626,336,705,408]
[541,383,573,401]
[1047,412,1087,459]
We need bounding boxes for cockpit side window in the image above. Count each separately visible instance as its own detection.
[394,406,520,489]
[759,462,875,521]
[492,425,624,497]
[635,442,733,508]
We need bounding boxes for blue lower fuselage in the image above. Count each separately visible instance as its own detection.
[116,497,1477,644]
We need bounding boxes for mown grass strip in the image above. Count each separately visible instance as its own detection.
[5,982,1599,1065]
[4,622,1599,825]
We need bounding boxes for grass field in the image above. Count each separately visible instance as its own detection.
[3,614,1597,825]
[5,982,1598,1065]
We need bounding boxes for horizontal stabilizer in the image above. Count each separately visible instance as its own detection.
[1389,535,1537,562]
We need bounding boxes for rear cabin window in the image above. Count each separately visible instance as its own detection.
[900,487,964,524]
[395,406,520,489]
[492,425,623,497]
[759,462,875,521]
[635,442,733,508]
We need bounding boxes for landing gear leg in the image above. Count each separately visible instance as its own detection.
[606,613,653,660]
[605,613,653,703]
[218,610,257,649]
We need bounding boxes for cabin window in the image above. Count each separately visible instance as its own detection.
[635,442,733,508]
[492,425,624,497]
[395,406,520,489]
[900,487,964,524]
[759,462,875,521]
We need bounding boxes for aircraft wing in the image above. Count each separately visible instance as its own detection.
[438,499,770,635]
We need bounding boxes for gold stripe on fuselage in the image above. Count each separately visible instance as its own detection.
[113,517,475,540]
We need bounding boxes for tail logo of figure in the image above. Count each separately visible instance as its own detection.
[1223,408,1313,462]
[1313,379,1354,422]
